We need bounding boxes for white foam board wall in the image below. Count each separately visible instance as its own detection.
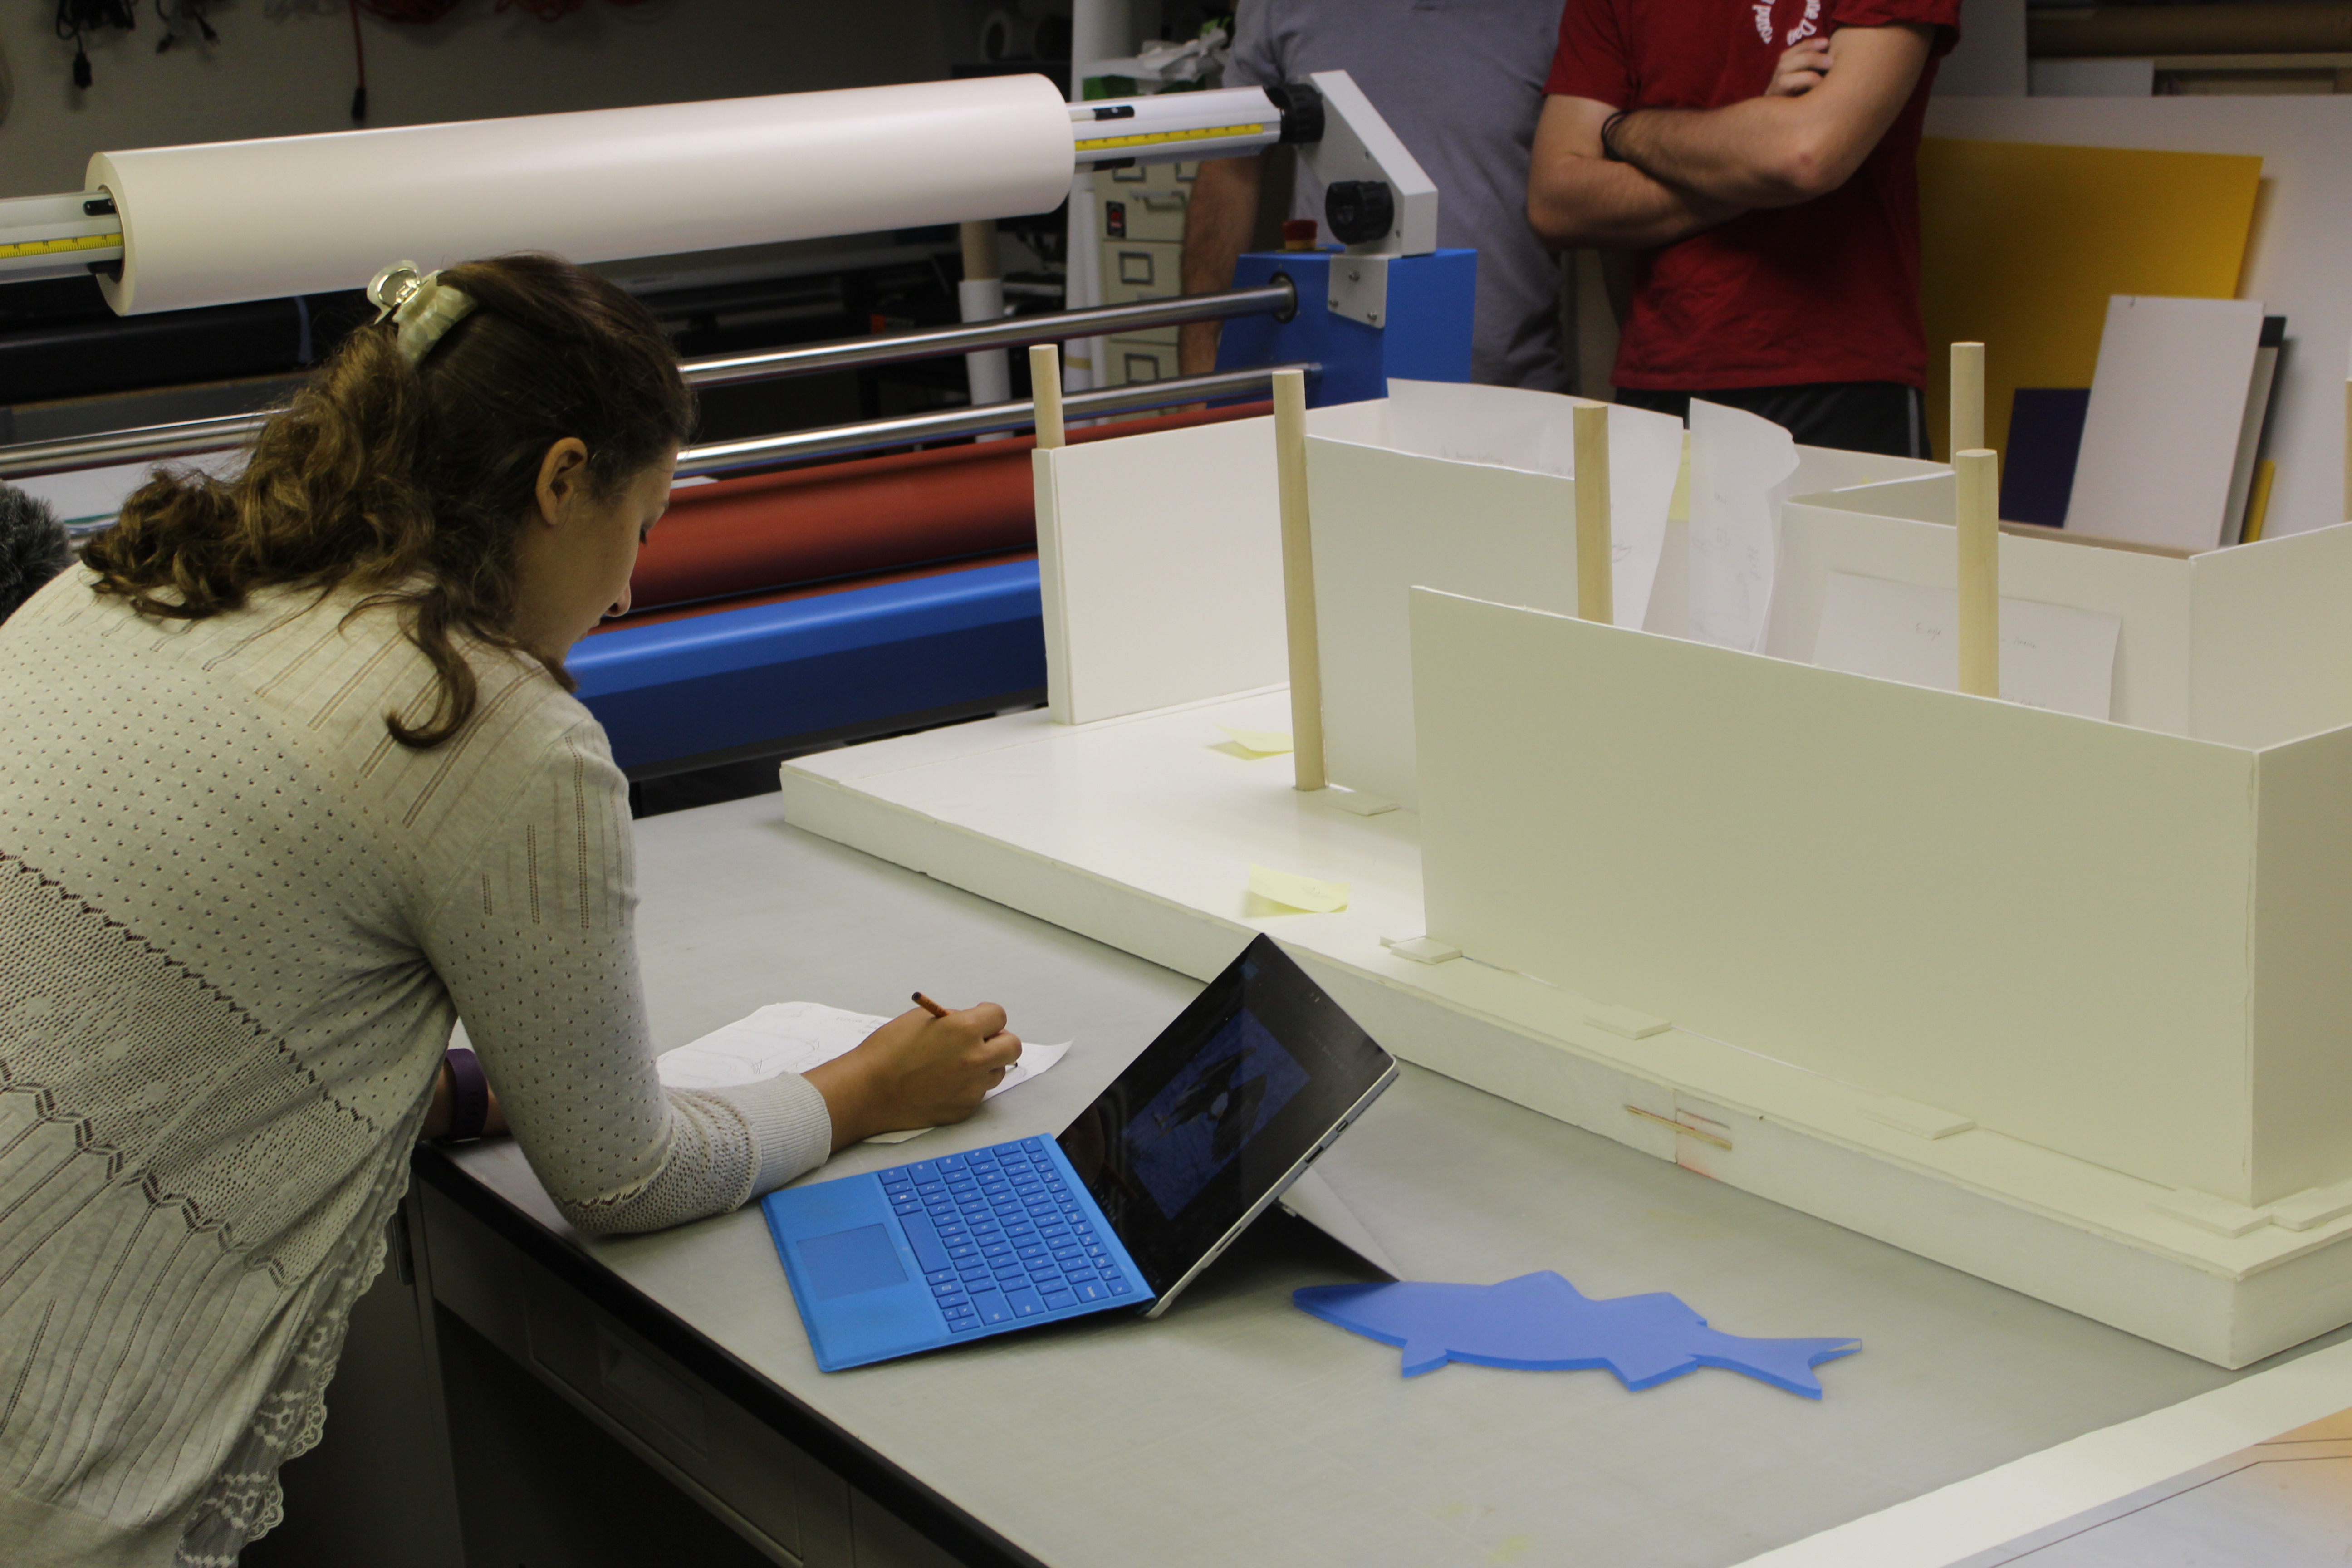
[1306,440,1578,811]
[1033,402,1383,725]
[1780,482,2352,750]
[1410,586,2352,1208]
[2189,522,2352,747]
[1304,429,1924,808]
[1774,490,2195,735]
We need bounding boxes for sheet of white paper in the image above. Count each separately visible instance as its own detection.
[1603,402,1688,631]
[1687,399,1799,652]
[655,1001,1071,1143]
[1812,571,2123,719]
[1382,381,1682,629]
[1382,378,1561,470]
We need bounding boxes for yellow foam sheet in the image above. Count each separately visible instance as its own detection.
[1919,138,2261,465]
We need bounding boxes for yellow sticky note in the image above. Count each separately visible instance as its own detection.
[1249,864,1348,913]
[1218,725,1294,755]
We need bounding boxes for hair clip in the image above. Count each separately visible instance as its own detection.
[366,260,478,368]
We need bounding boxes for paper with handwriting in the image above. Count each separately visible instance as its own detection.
[1687,399,1800,654]
[1382,380,1683,628]
[1812,571,2122,719]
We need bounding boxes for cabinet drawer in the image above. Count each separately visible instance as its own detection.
[1104,337,1176,386]
[420,1181,849,1567]
[523,1274,843,1565]
[1102,240,1181,299]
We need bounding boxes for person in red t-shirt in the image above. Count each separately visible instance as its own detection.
[1528,0,1961,455]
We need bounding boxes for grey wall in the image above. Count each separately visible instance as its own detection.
[0,0,955,200]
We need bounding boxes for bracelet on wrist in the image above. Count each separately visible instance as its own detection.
[442,1046,489,1143]
[1600,109,1632,164]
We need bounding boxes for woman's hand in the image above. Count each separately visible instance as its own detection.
[1769,36,1832,96]
[803,1003,1023,1151]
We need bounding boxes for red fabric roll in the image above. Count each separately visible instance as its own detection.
[627,401,1270,616]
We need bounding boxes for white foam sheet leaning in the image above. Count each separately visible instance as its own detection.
[90,75,1077,314]
[1813,571,2123,720]
[1686,398,1800,652]
[1735,1336,2352,1568]
[1303,385,1681,809]
[2067,294,2267,553]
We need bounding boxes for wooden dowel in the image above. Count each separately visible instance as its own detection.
[1273,368,1326,792]
[1951,342,1984,461]
[1573,403,1613,624]
[1029,343,1065,450]
[2342,377,2351,522]
[959,219,1000,284]
[1956,448,2000,698]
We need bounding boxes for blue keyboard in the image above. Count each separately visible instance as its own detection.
[882,1137,1136,1333]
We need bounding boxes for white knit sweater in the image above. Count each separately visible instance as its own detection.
[0,571,833,1566]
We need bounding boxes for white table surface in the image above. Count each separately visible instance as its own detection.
[441,793,2342,1568]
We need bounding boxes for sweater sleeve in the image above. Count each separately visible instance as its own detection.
[418,720,833,1235]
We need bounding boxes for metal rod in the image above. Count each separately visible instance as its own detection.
[676,364,1313,478]
[13,365,1308,491]
[0,411,273,478]
[678,281,1296,387]
[0,284,1303,480]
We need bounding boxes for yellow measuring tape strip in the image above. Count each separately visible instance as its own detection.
[0,231,123,260]
[1074,122,1271,153]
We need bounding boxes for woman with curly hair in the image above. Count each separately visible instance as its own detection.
[0,253,1019,1566]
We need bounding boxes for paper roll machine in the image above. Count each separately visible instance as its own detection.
[0,72,1476,775]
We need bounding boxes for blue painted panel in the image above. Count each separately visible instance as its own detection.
[1214,248,1477,404]
[573,559,1044,772]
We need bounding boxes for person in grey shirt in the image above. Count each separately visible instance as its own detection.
[1179,0,1570,390]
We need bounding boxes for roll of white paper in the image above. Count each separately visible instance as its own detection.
[88,74,1075,315]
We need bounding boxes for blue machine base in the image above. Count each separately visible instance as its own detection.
[1215,247,1476,404]
[573,559,1044,775]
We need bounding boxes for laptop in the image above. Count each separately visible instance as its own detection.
[761,934,1398,1371]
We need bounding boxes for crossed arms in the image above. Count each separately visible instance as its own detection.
[1526,22,1933,252]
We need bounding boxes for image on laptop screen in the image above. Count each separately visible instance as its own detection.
[1057,936,1394,1300]
[1126,1010,1311,1220]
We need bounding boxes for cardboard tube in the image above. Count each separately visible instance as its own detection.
[1574,403,1613,624]
[1956,448,2000,698]
[1029,344,1065,450]
[1274,368,1327,792]
[1951,342,1984,461]
[960,219,1010,409]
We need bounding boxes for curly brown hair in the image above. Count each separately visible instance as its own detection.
[82,253,695,749]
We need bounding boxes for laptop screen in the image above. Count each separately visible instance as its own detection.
[1056,935,1394,1295]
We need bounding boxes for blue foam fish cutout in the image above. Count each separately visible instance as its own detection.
[1294,1271,1861,1398]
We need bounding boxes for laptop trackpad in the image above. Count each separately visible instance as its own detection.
[799,1224,909,1301]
